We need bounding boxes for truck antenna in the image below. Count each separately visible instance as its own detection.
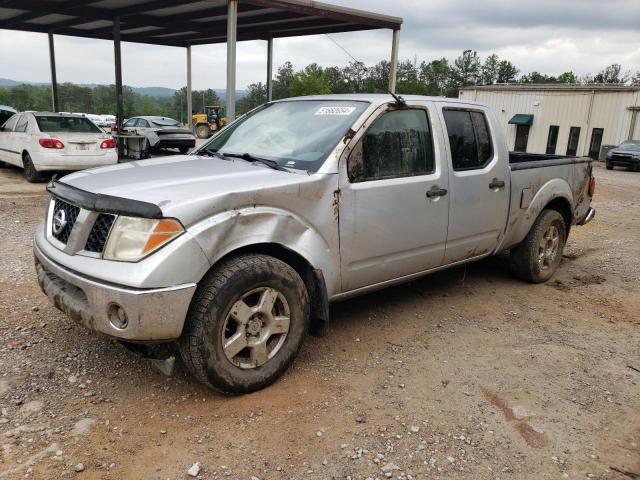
[324,34,406,108]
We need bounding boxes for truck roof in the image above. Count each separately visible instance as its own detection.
[275,93,486,108]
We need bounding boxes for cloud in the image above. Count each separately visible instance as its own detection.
[1,0,639,89]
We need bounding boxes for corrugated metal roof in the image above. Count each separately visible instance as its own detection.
[461,84,640,93]
[0,0,403,46]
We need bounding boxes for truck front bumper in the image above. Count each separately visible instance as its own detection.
[34,243,196,342]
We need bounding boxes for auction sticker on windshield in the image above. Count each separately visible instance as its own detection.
[315,106,356,116]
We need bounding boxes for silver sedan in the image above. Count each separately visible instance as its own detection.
[122,116,196,154]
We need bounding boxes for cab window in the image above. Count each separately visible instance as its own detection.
[443,109,493,171]
[348,109,434,182]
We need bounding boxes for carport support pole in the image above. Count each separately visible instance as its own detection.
[266,35,273,101]
[186,45,193,129]
[113,17,124,132]
[226,0,238,122]
[389,28,400,93]
[47,33,59,112]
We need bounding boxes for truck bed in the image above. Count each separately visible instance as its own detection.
[509,152,591,170]
[499,152,593,252]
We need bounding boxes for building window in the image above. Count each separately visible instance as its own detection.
[348,109,435,182]
[442,109,493,171]
[546,125,559,155]
[566,126,581,156]
[589,128,604,159]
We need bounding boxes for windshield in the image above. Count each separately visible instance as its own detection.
[618,141,640,152]
[151,117,181,127]
[198,100,369,172]
[35,116,102,133]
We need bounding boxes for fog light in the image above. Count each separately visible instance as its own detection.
[107,303,128,329]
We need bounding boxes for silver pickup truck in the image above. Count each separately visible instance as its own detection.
[34,94,595,393]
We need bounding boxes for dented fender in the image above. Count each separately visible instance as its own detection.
[188,206,341,295]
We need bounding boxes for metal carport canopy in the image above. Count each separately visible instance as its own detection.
[0,0,403,125]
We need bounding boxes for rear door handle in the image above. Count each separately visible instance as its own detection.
[489,179,505,189]
[426,187,448,198]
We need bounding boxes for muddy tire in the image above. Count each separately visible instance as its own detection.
[179,254,309,394]
[23,153,45,183]
[195,124,211,139]
[510,209,567,283]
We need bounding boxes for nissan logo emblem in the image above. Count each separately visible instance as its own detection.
[52,209,67,235]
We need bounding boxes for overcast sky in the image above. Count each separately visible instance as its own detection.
[2,0,640,89]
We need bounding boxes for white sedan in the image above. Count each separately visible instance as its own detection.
[0,112,118,182]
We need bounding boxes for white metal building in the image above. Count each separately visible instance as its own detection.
[459,84,640,158]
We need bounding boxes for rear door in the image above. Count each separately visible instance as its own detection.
[8,114,29,167]
[339,102,450,291]
[439,104,509,264]
[0,114,19,164]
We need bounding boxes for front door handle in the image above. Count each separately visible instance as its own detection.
[426,186,448,198]
[489,178,505,189]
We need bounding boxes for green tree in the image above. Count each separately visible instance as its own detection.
[289,64,331,97]
[237,82,267,113]
[419,58,453,96]
[593,64,629,84]
[481,54,500,85]
[272,61,295,99]
[453,50,481,87]
[557,71,578,84]
[496,60,519,83]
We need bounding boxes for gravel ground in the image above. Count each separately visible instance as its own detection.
[0,162,638,480]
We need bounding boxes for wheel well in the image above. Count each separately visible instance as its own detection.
[544,197,572,234]
[213,243,330,337]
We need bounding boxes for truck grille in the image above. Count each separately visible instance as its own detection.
[84,214,116,253]
[51,199,80,244]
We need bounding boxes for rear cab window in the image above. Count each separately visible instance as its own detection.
[442,108,493,171]
[348,108,435,182]
[35,115,102,133]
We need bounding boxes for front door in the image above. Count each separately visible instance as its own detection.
[514,124,530,152]
[440,106,509,264]
[339,104,450,292]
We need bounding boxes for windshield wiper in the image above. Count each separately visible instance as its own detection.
[200,148,227,160]
[222,152,288,171]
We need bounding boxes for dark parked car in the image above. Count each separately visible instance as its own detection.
[606,140,640,171]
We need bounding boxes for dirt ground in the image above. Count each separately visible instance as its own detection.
[0,162,638,480]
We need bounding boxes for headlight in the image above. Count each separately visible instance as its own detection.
[103,216,184,262]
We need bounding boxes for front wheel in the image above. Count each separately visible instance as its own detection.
[178,146,189,154]
[510,209,567,283]
[195,124,211,139]
[605,162,613,170]
[179,254,310,394]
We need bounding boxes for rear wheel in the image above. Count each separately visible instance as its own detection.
[23,153,45,183]
[195,124,211,139]
[179,254,309,394]
[510,209,567,283]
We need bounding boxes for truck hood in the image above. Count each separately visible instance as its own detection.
[61,155,307,225]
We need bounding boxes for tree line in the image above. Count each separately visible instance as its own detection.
[2,50,639,121]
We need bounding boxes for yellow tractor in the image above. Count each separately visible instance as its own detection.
[192,105,227,139]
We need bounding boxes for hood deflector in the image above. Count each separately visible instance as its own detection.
[47,179,163,219]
